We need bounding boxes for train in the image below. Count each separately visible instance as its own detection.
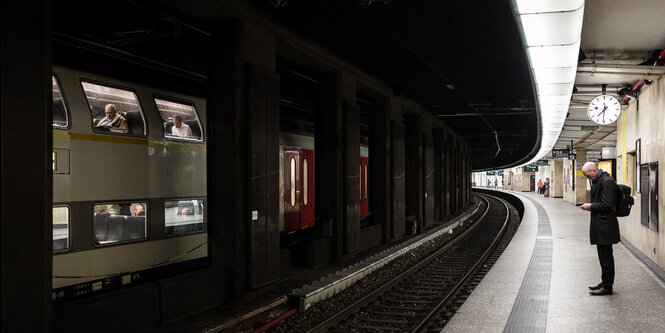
[51,66,207,302]
[279,133,369,234]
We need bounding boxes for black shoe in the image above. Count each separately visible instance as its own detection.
[589,287,613,296]
[588,283,603,291]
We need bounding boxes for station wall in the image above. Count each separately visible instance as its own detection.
[617,74,665,271]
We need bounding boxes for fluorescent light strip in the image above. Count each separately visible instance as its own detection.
[511,0,585,165]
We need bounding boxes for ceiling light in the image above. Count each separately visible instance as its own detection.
[511,0,585,166]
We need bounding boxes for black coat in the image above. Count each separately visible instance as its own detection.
[589,171,621,245]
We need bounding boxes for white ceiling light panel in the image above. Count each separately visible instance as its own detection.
[512,0,585,165]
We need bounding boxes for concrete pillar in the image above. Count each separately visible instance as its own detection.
[564,150,588,205]
[369,98,391,242]
[552,159,564,198]
[391,122,406,238]
[1,0,53,330]
[343,100,361,253]
[405,115,423,231]
[433,129,445,220]
[316,72,344,261]
[208,21,246,300]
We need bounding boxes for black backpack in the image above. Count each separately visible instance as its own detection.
[616,184,634,217]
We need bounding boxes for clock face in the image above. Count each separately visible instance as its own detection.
[587,95,621,125]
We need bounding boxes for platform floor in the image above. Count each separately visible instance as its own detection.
[444,189,665,333]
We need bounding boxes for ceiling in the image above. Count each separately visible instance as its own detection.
[554,0,665,153]
[53,0,543,170]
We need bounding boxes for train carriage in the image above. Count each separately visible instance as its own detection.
[51,66,208,302]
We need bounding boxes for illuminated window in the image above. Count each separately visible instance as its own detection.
[165,199,204,235]
[154,97,203,141]
[52,75,69,129]
[303,159,308,205]
[365,165,368,199]
[290,157,296,207]
[93,202,147,245]
[53,206,70,252]
[82,81,146,136]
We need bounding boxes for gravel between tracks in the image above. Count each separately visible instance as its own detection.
[269,206,483,332]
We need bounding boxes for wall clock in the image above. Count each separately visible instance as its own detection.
[587,95,621,125]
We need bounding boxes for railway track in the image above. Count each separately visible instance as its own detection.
[306,194,513,333]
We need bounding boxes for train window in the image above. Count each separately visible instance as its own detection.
[154,97,203,142]
[52,75,69,129]
[53,206,70,252]
[165,199,205,235]
[365,165,368,199]
[290,157,296,207]
[81,81,146,136]
[303,159,308,205]
[93,202,148,245]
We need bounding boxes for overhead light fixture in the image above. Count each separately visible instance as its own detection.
[511,0,585,165]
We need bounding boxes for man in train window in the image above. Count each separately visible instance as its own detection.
[132,204,145,216]
[96,104,129,134]
[171,115,193,138]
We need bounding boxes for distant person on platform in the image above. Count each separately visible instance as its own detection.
[172,115,192,138]
[494,179,498,189]
[537,179,543,194]
[96,104,128,134]
[487,179,491,188]
[544,178,550,196]
[580,161,620,296]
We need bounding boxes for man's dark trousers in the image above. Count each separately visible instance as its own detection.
[597,244,615,288]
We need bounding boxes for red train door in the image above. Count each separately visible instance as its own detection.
[360,156,369,218]
[284,148,300,231]
[300,149,314,229]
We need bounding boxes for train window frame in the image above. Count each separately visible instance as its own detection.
[153,94,205,143]
[163,198,206,237]
[303,159,308,206]
[53,204,71,253]
[92,201,150,247]
[364,165,368,199]
[80,79,149,138]
[290,157,296,207]
[52,74,71,130]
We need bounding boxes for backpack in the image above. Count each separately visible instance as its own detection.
[616,184,634,217]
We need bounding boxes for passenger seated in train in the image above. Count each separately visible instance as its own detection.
[96,104,129,134]
[177,201,195,215]
[132,203,145,216]
[171,115,192,138]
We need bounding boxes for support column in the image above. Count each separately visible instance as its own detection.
[405,115,423,232]
[343,100,361,254]
[433,129,445,221]
[423,135,435,226]
[316,72,344,261]
[444,133,452,216]
[370,98,391,242]
[391,122,406,238]
[246,65,280,289]
[208,21,246,300]
[1,0,52,330]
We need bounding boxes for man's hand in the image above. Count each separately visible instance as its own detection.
[581,203,592,211]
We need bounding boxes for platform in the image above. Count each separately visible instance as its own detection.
[444,189,665,332]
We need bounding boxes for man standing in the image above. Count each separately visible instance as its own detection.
[580,161,620,296]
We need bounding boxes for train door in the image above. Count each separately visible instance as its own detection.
[300,149,314,229]
[360,156,369,218]
[284,148,301,231]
